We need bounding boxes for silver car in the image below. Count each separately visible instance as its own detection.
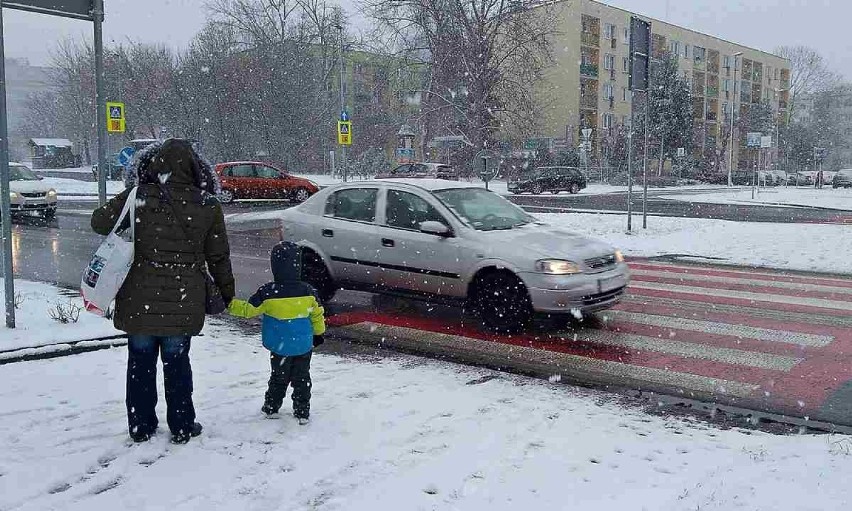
[280,179,630,331]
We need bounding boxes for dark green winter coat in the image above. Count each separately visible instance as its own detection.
[91,139,235,336]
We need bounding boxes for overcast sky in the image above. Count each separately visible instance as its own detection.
[3,0,851,79]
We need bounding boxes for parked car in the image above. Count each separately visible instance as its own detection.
[833,169,852,188]
[280,179,629,332]
[376,162,458,180]
[508,166,587,194]
[214,161,320,203]
[8,162,58,218]
[793,171,817,186]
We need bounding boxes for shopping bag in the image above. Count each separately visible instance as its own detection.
[81,187,138,315]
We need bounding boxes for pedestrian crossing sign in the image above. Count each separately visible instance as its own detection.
[338,120,352,146]
[106,102,126,133]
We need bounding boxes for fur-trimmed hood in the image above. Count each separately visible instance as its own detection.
[126,139,220,195]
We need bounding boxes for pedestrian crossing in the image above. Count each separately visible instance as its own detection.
[328,260,852,424]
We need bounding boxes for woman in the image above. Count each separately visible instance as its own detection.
[91,139,235,444]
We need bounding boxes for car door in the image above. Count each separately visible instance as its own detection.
[375,188,463,297]
[318,186,383,288]
[255,164,286,199]
[222,163,257,198]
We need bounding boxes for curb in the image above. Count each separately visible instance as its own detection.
[0,335,127,365]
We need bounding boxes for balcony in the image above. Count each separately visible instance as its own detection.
[581,32,599,47]
[580,95,598,109]
[706,86,719,98]
[580,63,599,78]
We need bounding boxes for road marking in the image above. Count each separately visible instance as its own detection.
[629,261,852,288]
[630,281,852,312]
[565,330,801,371]
[603,310,834,348]
[342,322,760,398]
[631,268,852,296]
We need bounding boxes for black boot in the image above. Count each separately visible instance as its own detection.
[171,422,203,444]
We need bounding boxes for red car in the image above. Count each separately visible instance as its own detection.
[214,161,320,203]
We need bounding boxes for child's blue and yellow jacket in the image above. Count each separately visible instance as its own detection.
[228,242,326,356]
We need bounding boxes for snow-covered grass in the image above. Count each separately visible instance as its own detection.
[669,187,852,211]
[1,322,850,510]
[0,279,120,353]
[536,212,851,274]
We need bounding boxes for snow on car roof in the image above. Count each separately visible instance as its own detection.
[29,138,73,147]
[366,178,483,191]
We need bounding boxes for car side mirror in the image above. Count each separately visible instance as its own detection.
[420,220,452,237]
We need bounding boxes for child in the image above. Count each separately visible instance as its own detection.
[229,241,326,424]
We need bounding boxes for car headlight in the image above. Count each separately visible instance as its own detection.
[9,192,19,201]
[47,189,57,198]
[614,250,624,263]
[536,259,581,275]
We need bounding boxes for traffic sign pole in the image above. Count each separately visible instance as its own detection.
[94,0,107,206]
[0,6,16,328]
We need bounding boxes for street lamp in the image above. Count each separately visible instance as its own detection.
[727,51,743,187]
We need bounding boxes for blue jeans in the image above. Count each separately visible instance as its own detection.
[126,335,195,437]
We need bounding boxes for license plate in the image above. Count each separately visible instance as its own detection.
[598,274,625,293]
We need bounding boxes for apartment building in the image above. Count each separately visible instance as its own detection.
[534,0,791,172]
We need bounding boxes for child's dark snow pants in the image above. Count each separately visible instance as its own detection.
[265,351,312,418]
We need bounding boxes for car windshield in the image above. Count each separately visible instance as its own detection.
[434,187,536,231]
[9,165,39,181]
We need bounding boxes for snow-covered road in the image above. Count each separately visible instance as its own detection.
[1,322,850,510]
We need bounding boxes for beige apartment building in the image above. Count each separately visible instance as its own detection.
[534,0,790,172]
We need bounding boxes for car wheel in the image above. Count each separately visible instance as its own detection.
[531,184,543,195]
[301,250,337,303]
[292,187,311,203]
[550,190,560,194]
[218,189,236,204]
[470,270,532,333]
[569,183,580,194]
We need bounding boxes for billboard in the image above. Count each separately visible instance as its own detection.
[1,1,96,21]
[746,132,762,147]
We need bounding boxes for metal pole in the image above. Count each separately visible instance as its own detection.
[94,0,107,205]
[642,92,649,229]
[752,148,758,199]
[337,23,347,183]
[728,55,740,187]
[627,93,634,232]
[0,8,16,328]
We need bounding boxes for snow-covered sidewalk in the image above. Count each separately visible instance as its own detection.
[38,177,125,197]
[0,279,121,354]
[538,213,852,274]
[1,321,850,510]
[669,187,852,211]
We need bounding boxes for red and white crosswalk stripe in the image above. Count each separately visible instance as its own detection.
[329,259,852,422]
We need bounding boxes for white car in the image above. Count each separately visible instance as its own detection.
[8,163,58,218]
[280,179,630,331]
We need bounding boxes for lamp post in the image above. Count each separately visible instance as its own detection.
[727,52,743,187]
[773,87,788,173]
[335,21,347,182]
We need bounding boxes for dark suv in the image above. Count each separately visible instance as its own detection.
[508,166,587,194]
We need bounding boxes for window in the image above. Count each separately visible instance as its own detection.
[604,54,615,70]
[668,40,680,56]
[602,113,614,129]
[723,79,731,92]
[622,56,629,72]
[225,164,254,178]
[683,44,690,59]
[434,188,534,231]
[385,190,446,231]
[255,166,280,179]
[604,23,616,40]
[723,55,731,69]
[603,82,614,99]
[324,188,378,222]
[623,26,629,43]
[622,87,628,101]
[693,46,706,64]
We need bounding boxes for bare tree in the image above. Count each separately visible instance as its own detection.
[775,45,838,120]
[363,0,556,173]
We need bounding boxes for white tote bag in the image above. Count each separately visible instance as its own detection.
[81,187,139,315]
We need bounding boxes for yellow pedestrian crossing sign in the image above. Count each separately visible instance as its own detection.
[338,120,352,146]
[106,102,126,133]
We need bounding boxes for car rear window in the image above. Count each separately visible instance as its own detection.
[324,188,378,223]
